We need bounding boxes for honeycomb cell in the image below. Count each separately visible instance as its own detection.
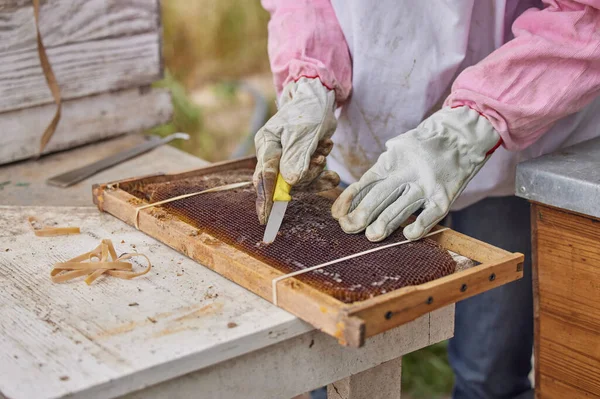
[124,169,456,303]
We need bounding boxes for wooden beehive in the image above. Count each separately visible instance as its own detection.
[93,157,525,347]
[0,0,171,164]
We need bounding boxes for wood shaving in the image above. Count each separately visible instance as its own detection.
[28,217,80,237]
[51,239,152,285]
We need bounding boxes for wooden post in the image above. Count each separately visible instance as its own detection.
[531,203,600,398]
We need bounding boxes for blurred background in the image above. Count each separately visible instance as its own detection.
[153,0,275,162]
[156,1,453,397]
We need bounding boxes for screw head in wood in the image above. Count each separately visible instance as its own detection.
[460,284,467,292]
[385,311,393,320]
[426,296,433,305]
[489,273,496,281]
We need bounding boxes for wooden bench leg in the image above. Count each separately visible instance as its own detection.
[327,356,402,399]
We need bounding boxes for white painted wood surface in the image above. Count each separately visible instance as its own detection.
[0,0,159,53]
[0,206,313,399]
[120,312,452,399]
[0,0,40,10]
[328,357,403,399]
[0,87,172,164]
[0,206,454,399]
[0,141,459,399]
[0,133,207,207]
[0,32,161,113]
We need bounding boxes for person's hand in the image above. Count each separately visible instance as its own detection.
[254,77,340,224]
[332,107,501,241]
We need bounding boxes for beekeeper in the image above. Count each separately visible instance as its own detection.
[254,1,600,398]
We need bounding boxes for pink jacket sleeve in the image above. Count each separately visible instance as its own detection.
[261,0,352,104]
[445,0,600,151]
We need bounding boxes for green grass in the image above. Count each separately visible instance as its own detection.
[402,341,454,398]
[149,70,220,160]
[151,70,203,137]
[156,0,272,162]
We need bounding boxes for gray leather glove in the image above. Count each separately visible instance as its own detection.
[332,107,501,241]
[254,77,340,224]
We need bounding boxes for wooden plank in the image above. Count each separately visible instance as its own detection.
[0,32,160,113]
[0,134,207,207]
[531,204,542,399]
[432,227,515,264]
[0,206,312,399]
[0,87,172,164]
[538,313,600,394]
[0,0,32,11]
[533,204,600,398]
[93,159,524,347]
[119,307,454,399]
[538,374,598,399]
[347,253,523,338]
[327,357,402,399]
[0,0,159,53]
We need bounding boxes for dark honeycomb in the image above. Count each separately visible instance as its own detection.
[124,168,456,303]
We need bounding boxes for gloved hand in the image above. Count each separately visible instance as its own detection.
[254,77,340,224]
[332,107,501,242]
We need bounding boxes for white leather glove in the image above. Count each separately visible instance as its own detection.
[254,77,340,224]
[332,107,501,242]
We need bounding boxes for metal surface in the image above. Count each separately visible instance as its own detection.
[46,133,190,187]
[516,137,600,219]
[262,201,288,244]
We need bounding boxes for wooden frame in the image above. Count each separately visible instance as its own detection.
[530,202,600,398]
[93,157,524,347]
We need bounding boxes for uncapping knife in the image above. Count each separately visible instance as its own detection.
[262,173,291,244]
[46,133,190,187]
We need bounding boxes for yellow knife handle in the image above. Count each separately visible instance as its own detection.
[273,173,292,202]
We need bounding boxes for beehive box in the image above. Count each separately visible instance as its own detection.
[93,157,524,347]
[0,0,171,164]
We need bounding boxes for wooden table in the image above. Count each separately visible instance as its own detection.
[0,134,454,399]
[516,138,600,399]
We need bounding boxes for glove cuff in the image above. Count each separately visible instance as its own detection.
[420,106,501,163]
[279,77,336,109]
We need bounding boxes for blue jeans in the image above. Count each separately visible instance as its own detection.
[312,195,533,399]
[448,196,534,399]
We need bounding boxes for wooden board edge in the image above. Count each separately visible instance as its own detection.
[92,157,257,207]
[432,228,514,263]
[94,185,351,340]
[531,203,542,399]
[1,87,173,165]
[115,156,257,188]
[346,252,524,338]
[335,314,366,348]
[0,32,162,114]
[529,199,600,222]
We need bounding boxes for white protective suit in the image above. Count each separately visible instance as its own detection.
[326,0,600,210]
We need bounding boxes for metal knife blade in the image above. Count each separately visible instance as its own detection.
[262,173,292,244]
[262,200,289,244]
[46,132,189,188]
